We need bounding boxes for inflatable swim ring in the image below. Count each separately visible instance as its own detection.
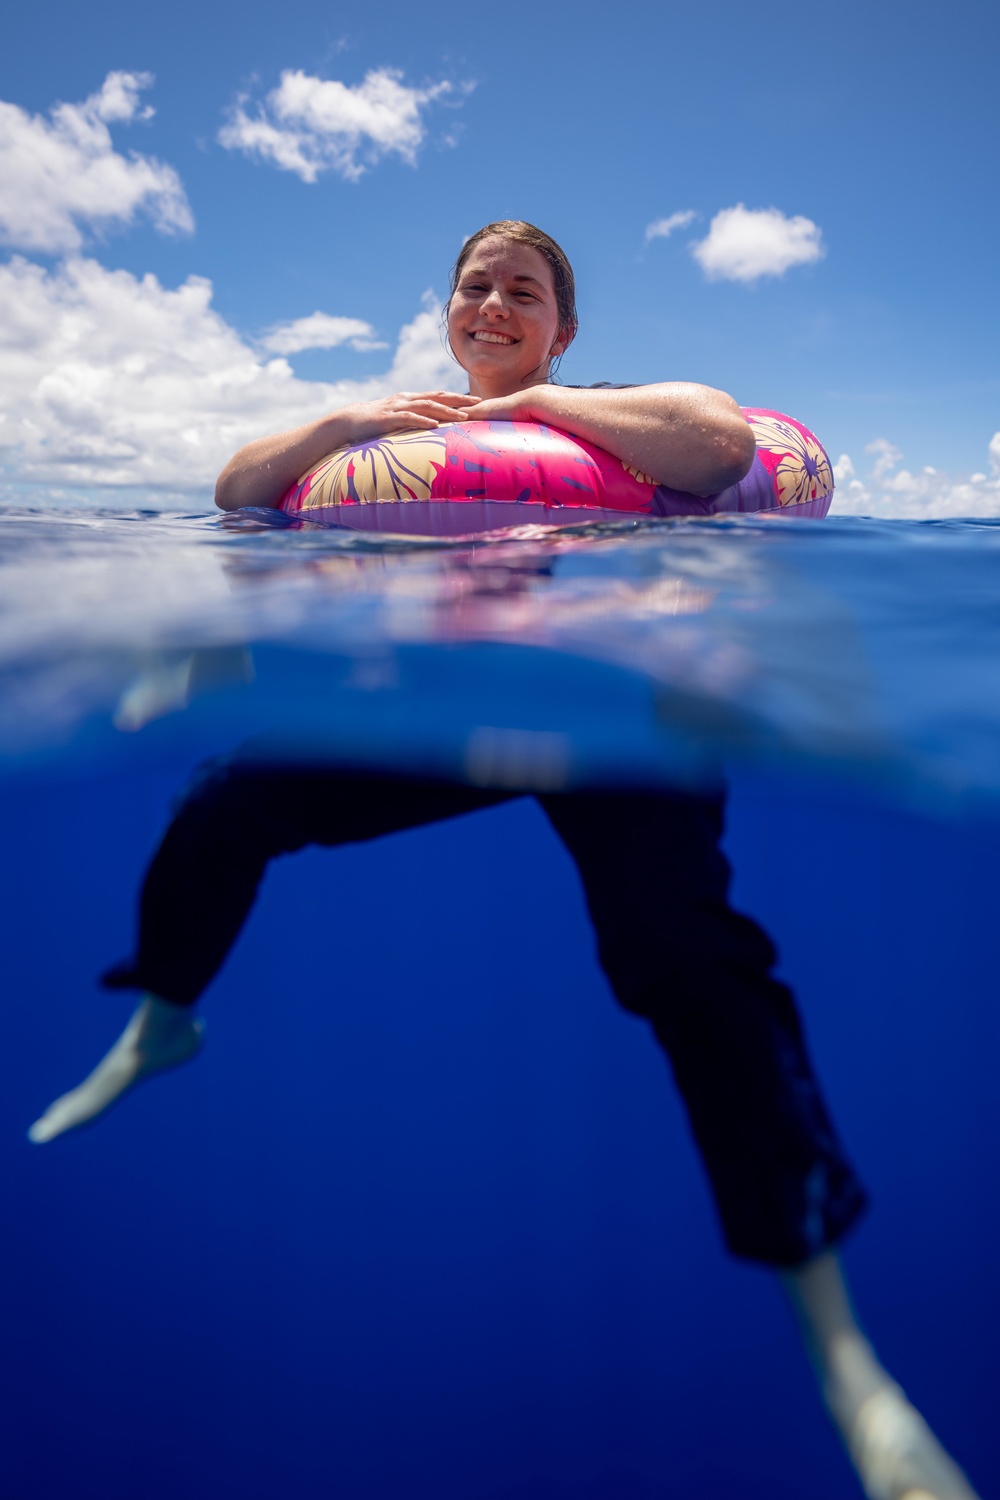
[280,407,834,537]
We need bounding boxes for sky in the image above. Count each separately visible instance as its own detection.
[1,0,998,516]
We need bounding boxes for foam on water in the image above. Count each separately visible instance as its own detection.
[3,506,1000,807]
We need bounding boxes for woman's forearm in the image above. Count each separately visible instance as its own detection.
[214,390,482,511]
[214,412,358,511]
[519,383,756,497]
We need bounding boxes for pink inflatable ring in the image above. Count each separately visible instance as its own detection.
[280,407,834,537]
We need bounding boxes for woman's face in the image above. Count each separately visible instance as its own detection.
[447,236,572,398]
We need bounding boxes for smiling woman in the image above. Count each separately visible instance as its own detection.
[444,221,578,394]
[274,224,833,534]
[33,221,978,1500]
[213,219,757,512]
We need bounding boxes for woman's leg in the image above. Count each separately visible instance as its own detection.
[542,785,865,1264]
[28,996,204,1143]
[29,759,509,1142]
[541,785,980,1499]
[784,1252,979,1499]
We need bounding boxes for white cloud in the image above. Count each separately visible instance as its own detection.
[644,210,696,243]
[865,437,903,480]
[259,312,386,355]
[691,204,824,283]
[0,72,193,253]
[831,434,1000,518]
[219,67,459,183]
[0,256,458,500]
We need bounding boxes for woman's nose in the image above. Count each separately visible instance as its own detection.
[480,288,508,317]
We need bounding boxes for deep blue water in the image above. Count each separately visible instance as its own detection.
[1,508,999,1497]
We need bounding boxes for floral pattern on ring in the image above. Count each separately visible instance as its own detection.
[300,430,448,508]
[746,412,833,508]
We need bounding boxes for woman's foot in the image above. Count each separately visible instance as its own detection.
[782,1253,980,1500]
[28,995,204,1143]
[822,1334,980,1500]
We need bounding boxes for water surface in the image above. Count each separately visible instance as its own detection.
[4,507,1000,808]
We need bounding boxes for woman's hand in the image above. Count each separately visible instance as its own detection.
[463,382,756,497]
[458,389,539,425]
[336,391,481,444]
[215,390,480,511]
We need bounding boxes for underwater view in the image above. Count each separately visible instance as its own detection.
[2,506,998,1497]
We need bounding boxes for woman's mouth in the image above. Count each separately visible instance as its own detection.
[470,331,517,346]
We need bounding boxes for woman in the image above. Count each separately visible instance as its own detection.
[212,220,755,515]
[30,223,979,1500]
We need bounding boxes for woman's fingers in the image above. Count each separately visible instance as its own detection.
[384,408,479,432]
[376,396,481,428]
[393,391,479,412]
[408,401,480,423]
[385,413,442,430]
[409,391,479,405]
[342,392,482,443]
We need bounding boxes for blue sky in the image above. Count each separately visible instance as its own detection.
[2,0,998,514]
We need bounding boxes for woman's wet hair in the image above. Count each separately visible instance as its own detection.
[445,221,578,373]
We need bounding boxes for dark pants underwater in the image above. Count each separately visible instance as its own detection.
[103,756,867,1267]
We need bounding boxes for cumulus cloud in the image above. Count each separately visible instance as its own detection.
[691,204,824,283]
[0,256,457,499]
[644,210,696,243]
[0,72,193,253]
[219,67,460,183]
[864,437,904,480]
[259,312,387,355]
[831,434,1000,518]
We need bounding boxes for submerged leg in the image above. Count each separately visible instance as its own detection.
[542,786,866,1264]
[783,1252,980,1500]
[30,758,510,1141]
[28,995,203,1143]
[542,787,978,1494]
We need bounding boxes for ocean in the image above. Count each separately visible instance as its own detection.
[1,506,998,1498]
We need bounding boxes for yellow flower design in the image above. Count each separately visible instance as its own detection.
[299,430,448,509]
[622,460,656,485]
[746,412,833,508]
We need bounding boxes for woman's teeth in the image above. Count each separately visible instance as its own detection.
[472,332,515,345]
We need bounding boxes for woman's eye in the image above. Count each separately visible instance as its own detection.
[457,283,539,302]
